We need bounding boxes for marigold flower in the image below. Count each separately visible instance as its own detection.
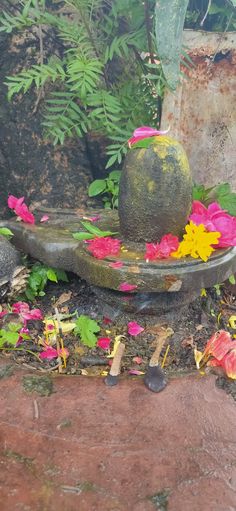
[86,236,121,259]
[172,221,220,262]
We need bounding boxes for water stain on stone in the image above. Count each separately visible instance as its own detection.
[22,375,54,397]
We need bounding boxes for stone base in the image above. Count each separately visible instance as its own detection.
[92,286,199,316]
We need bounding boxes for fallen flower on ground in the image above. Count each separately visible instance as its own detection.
[39,345,69,361]
[145,233,179,261]
[12,302,43,326]
[8,195,35,224]
[208,348,236,380]
[189,201,236,248]
[86,237,121,259]
[119,282,137,292]
[228,316,236,329]
[97,337,111,350]
[128,322,144,336]
[194,330,236,379]
[172,221,220,262]
[128,126,169,148]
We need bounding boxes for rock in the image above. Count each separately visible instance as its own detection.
[0,235,21,298]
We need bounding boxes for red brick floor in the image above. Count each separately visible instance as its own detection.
[0,362,236,511]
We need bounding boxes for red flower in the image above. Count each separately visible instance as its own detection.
[208,348,236,380]
[145,233,179,261]
[204,330,235,360]
[97,337,111,350]
[8,195,35,224]
[86,237,121,259]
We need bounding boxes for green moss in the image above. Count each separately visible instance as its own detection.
[22,375,53,397]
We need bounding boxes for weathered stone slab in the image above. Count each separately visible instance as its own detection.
[161,30,236,189]
[0,366,236,511]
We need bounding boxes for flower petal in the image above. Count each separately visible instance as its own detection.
[119,283,137,292]
[128,321,144,336]
[97,337,111,350]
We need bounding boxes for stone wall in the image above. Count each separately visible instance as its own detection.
[161,30,236,190]
[0,2,99,217]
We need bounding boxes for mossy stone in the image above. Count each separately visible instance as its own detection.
[118,136,193,242]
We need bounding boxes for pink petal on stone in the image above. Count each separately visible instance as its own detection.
[109,261,124,269]
[119,283,137,292]
[40,215,49,223]
[128,126,169,147]
[128,321,144,336]
[132,356,143,365]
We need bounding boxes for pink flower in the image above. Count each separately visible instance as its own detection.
[119,283,138,292]
[128,321,144,336]
[145,233,179,261]
[109,261,124,269]
[128,126,169,148]
[86,237,121,259]
[39,346,58,360]
[189,201,236,248]
[0,310,8,319]
[12,301,43,325]
[40,215,49,223]
[97,337,111,350]
[8,195,35,224]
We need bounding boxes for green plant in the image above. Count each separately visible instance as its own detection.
[0,0,193,169]
[24,262,68,301]
[72,219,118,241]
[0,322,29,347]
[74,315,100,348]
[88,170,121,208]
[192,182,236,216]
[0,228,14,239]
[186,0,236,31]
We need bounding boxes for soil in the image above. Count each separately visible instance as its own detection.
[0,272,235,400]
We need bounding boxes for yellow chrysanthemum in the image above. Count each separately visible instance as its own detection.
[172,222,220,262]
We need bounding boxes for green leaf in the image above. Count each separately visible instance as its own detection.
[214,183,236,216]
[74,315,100,348]
[108,170,121,182]
[155,0,189,90]
[72,232,95,240]
[229,274,236,285]
[55,269,69,282]
[46,268,58,282]
[130,137,156,149]
[0,227,14,238]
[88,179,107,197]
[80,221,118,237]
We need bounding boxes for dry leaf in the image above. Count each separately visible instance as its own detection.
[54,291,72,307]
[181,335,194,348]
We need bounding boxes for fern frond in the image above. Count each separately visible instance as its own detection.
[43,91,91,144]
[5,60,66,100]
[0,9,35,33]
[66,57,104,98]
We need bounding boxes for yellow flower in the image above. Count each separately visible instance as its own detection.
[172,222,220,262]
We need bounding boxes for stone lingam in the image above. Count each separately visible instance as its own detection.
[1,135,236,392]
